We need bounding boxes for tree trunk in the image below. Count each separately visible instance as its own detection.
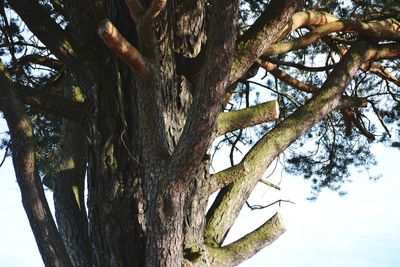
[52,1,212,266]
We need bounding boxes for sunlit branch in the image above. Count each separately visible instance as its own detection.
[284,11,339,33]
[374,44,400,59]
[208,162,249,194]
[265,19,400,56]
[98,20,150,77]
[369,64,400,87]
[214,100,279,137]
[205,40,376,247]
[207,213,285,267]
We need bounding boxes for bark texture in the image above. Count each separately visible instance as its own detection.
[3,1,399,267]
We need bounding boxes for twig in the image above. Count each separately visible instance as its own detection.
[0,145,9,168]
[246,199,295,210]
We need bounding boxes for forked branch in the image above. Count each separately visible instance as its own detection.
[208,213,285,267]
[205,40,376,247]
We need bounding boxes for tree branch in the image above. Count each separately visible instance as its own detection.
[208,213,285,267]
[166,1,238,186]
[259,61,318,93]
[374,43,400,59]
[17,87,87,124]
[0,62,72,267]
[214,100,279,137]
[261,56,335,72]
[9,0,82,68]
[205,40,376,247]
[230,0,306,83]
[208,162,249,194]
[98,20,150,76]
[265,19,400,56]
[8,54,63,74]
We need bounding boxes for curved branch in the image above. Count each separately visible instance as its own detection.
[0,63,72,267]
[214,100,279,137]
[208,213,285,267]
[265,19,400,56]
[205,40,376,247]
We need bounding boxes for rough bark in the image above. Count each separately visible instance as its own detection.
[6,1,400,267]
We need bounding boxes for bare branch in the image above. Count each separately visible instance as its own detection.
[98,20,150,77]
[259,61,318,93]
[259,179,281,190]
[246,199,294,210]
[261,56,335,72]
[205,40,377,247]
[0,62,72,267]
[214,100,280,136]
[208,213,285,267]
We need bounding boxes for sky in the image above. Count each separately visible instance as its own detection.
[1,123,400,267]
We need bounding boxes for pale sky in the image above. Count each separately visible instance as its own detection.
[1,119,400,267]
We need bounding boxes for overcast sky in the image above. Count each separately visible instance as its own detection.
[1,120,400,267]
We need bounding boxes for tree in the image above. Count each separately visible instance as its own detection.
[0,0,399,266]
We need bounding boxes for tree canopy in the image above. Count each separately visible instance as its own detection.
[0,0,399,266]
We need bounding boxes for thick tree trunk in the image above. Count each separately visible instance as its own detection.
[55,1,210,266]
